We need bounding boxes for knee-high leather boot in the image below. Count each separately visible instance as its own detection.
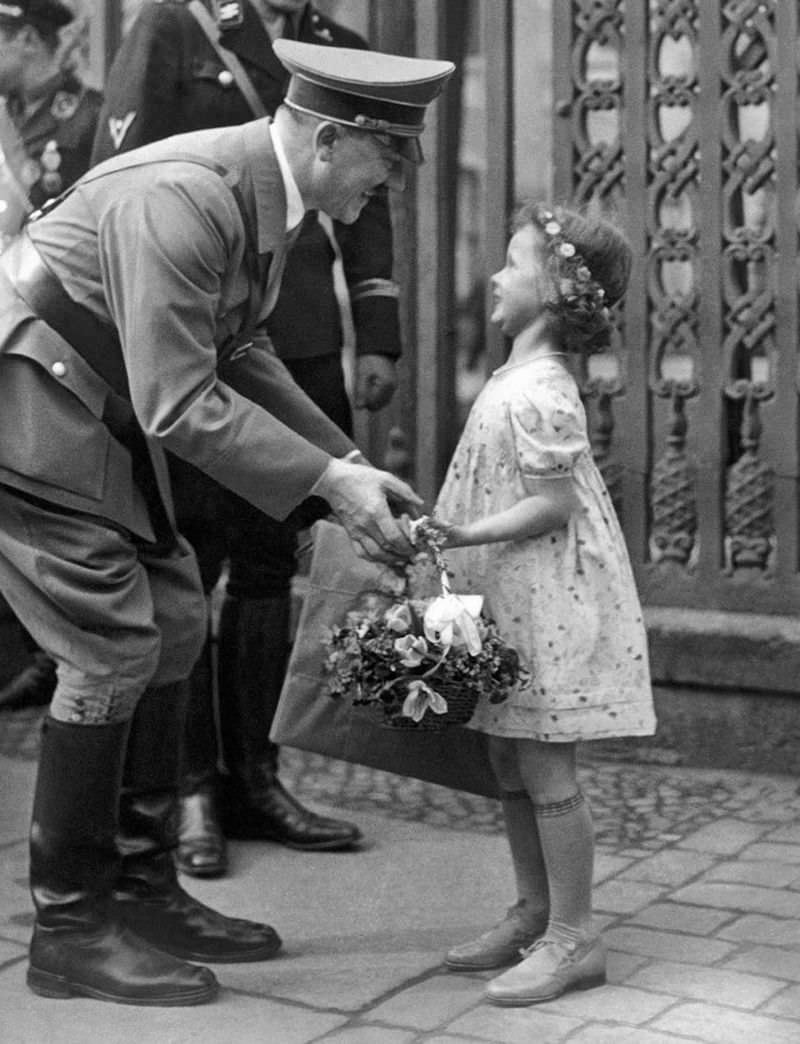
[217,594,362,851]
[28,715,218,1006]
[176,632,227,878]
[113,684,281,962]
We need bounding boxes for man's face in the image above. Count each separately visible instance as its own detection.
[0,26,25,95]
[313,125,407,225]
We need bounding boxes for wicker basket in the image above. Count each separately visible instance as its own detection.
[377,679,480,731]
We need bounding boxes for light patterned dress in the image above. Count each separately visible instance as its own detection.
[435,355,656,741]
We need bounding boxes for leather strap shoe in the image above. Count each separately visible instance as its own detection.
[221,776,363,851]
[176,788,227,878]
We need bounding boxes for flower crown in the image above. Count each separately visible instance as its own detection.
[532,205,609,320]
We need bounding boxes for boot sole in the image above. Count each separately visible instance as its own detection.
[27,967,218,1006]
[141,935,283,964]
[224,828,362,851]
[486,970,607,1006]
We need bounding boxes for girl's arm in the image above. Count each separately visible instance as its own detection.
[432,477,580,548]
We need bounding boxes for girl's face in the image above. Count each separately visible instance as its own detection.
[489,224,552,338]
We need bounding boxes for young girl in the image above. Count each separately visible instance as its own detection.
[426,203,656,1006]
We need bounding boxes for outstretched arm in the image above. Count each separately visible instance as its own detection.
[428,478,579,548]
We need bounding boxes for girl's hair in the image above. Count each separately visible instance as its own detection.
[514,201,632,355]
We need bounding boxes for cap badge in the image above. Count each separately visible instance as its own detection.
[50,91,79,122]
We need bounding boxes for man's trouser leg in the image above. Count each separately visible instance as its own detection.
[216,502,362,852]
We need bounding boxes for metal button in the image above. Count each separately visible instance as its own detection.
[218,70,234,88]
[51,361,66,377]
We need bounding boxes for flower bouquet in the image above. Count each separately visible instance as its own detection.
[323,519,524,730]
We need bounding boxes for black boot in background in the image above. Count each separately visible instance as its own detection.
[114,683,281,962]
[28,715,217,1006]
[176,633,227,878]
[217,595,362,851]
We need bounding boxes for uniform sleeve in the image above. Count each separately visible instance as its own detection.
[510,381,589,486]
[90,2,188,164]
[334,188,402,359]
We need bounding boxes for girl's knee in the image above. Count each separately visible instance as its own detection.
[517,739,579,804]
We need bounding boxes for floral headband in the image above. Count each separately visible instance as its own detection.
[532,205,609,319]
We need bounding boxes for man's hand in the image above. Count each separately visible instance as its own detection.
[311,457,422,563]
[354,354,398,411]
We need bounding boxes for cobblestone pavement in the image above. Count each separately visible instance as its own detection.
[3,705,800,1043]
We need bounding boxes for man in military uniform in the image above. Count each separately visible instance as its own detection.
[0,40,454,1005]
[0,0,102,709]
[92,0,405,877]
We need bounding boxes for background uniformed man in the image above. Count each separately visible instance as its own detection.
[92,0,404,876]
[0,40,454,1006]
[0,0,101,212]
[0,0,102,710]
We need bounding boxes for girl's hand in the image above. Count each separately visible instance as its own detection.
[414,514,462,549]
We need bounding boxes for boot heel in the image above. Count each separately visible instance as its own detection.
[27,966,73,998]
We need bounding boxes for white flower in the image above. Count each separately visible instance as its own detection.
[402,679,448,722]
[394,633,428,667]
[384,602,412,634]
[423,592,484,655]
[558,242,576,258]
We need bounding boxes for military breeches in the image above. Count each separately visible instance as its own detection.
[0,485,206,723]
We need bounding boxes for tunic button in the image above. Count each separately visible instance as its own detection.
[218,69,234,87]
[51,361,66,377]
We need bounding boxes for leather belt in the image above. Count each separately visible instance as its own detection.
[1,232,130,398]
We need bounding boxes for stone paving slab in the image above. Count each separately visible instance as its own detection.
[3,713,800,1042]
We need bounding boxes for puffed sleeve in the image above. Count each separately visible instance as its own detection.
[510,381,589,487]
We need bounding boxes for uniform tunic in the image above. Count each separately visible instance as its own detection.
[435,356,657,742]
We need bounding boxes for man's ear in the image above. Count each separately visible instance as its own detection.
[313,121,340,161]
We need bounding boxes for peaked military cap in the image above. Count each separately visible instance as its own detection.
[0,0,73,29]
[274,39,455,164]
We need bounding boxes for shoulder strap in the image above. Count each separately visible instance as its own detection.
[187,0,268,119]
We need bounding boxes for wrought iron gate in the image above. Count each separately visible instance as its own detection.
[553,0,800,616]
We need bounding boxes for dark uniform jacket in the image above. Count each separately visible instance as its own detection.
[8,70,102,211]
[91,0,401,363]
[0,120,356,542]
